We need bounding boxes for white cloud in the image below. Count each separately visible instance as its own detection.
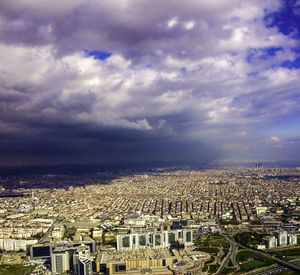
[184,20,195,30]
[167,17,178,28]
[270,136,282,142]
[0,0,300,162]
[262,68,299,85]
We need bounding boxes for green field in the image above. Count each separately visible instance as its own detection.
[0,265,35,275]
[271,247,300,258]
[194,233,225,246]
[195,234,231,273]
[235,249,275,273]
[236,250,274,264]
[235,232,267,247]
[236,250,256,262]
[240,260,266,271]
[194,233,229,255]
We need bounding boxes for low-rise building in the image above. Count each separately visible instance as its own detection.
[96,248,210,275]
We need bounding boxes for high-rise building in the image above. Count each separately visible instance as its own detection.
[274,231,288,247]
[51,247,70,274]
[264,236,277,249]
[75,257,93,275]
[264,231,298,249]
[117,229,193,251]
[73,244,93,275]
[288,233,297,246]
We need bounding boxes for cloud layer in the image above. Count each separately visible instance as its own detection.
[0,0,300,166]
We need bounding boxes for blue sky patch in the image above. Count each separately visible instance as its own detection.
[260,113,300,138]
[180,67,187,74]
[280,56,300,68]
[84,50,112,60]
[261,47,283,59]
[246,47,284,63]
[232,97,241,105]
[264,0,300,39]
[247,71,259,77]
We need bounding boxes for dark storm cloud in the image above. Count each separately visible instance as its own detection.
[0,0,257,58]
[0,119,219,166]
[0,0,300,166]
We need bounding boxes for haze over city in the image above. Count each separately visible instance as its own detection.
[0,0,300,167]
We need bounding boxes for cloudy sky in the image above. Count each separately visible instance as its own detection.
[0,0,300,167]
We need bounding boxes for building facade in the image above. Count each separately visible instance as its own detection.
[51,248,70,274]
[264,231,298,249]
[117,230,193,251]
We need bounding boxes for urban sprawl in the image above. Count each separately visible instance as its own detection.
[0,167,300,275]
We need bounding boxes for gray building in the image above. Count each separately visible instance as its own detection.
[264,231,298,249]
[117,229,193,251]
[288,233,297,246]
[264,236,277,249]
[274,231,288,247]
[51,247,70,274]
[73,245,93,275]
[75,257,93,275]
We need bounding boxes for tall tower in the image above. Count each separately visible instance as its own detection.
[73,244,93,275]
[51,248,70,274]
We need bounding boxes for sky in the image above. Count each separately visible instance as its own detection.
[0,0,300,167]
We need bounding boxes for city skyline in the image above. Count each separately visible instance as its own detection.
[0,0,300,166]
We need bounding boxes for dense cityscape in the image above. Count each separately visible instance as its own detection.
[1,0,300,274]
[0,167,299,274]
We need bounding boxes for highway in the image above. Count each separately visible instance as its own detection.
[215,233,300,274]
[245,264,289,275]
[246,259,300,275]
[233,236,300,272]
[216,235,236,275]
[230,236,238,266]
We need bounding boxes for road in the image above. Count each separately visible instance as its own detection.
[214,232,300,274]
[216,235,236,275]
[39,224,54,243]
[233,236,300,272]
[230,236,238,266]
[246,264,289,275]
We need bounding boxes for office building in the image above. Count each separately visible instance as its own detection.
[96,247,210,275]
[274,231,288,247]
[117,229,193,251]
[51,247,70,274]
[74,257,93,275]
[73,244,94,275]
[264,236,277,249]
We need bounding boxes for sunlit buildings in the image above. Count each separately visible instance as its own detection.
[96,247,210,275]
[51,247,70,274]
[73,245,93,275]
[117,229,193,251]
[274,231,288,247]
[264,236,277,249]
[264,231,298,249]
